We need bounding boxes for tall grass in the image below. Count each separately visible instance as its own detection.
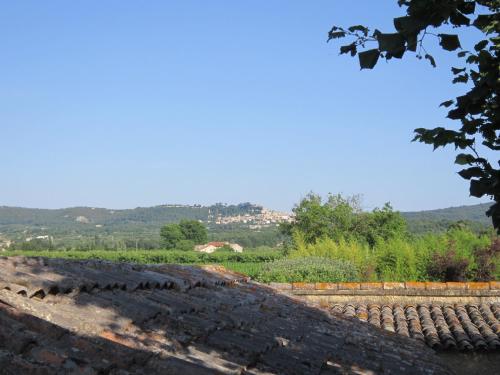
[285,228,497,281]
[290,232,375,279]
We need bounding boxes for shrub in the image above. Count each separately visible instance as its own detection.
[175,240,196,251]
[289,233,376,278]
[255,257,359,283]
[473,238,500,281]
[375,237,421,281]
[426,241,470,282]
[284,227,497,282]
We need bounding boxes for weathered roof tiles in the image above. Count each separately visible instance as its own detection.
[0,257,453,374]
[330,303,500,351]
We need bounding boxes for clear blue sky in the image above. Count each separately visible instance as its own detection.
[0,1,491,212]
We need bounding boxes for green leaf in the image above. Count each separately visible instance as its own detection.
[458,167,484,179]
[328,31,346,41]
[447,107,466,120]
[405,33,418,52]
[393,16,423,34]
[483,141,500,151]
[454,137,474,150]
[450,11,470,26]
[455,153,475,165]
[439,34,461,51]
[358,49,380,70]
[424,54,436,67]
[347,25,368,35]
[469,179,486,198]
[461,118,482,134]
[377,33,405,56]
[452,74,469,84]
[473,15,494,32]
[457,51,469,57]
[439,100,454,108]
[474,40,489,51]
[457,1,475,15]
[386,49,405,59]
[412,128,437,144]
[466,54,478,64]
[340,43,357,56]
[451,67,466,75]
[486,203,500,230]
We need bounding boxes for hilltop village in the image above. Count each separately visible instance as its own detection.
[208,207,293,229]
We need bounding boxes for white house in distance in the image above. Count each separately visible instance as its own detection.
[194,242,243,253]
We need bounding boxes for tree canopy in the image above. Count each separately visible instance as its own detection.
[159,223,185,249]
[160,220,208,250]
[178,219,208,244]
[281,193,408,246]
[328,0,499,230]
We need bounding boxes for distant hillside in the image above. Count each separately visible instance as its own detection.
[0,202,494,248]
[0,203,259,227]
[402,203,493,233]
[0,203,262,240]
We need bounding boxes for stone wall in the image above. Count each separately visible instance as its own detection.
[269,281,500,305]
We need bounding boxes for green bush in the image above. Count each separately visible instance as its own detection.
[175,240,196,252]
[289,234,377,280]
[473,238,500,281]
[375,237,421,281]
[255,257,359,283]
[285,228,497,282]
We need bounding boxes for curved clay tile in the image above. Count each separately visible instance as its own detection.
[466,305,500,349]
[355,304,368,322]
[393,304,410,337]
[479,303,500,335]
[491,303,500,321]
[455,304,488,349]
[367,304,381,328]
[343,304,356,318]
[442,304,474,351]
[418,305,441,349]
[330,304,343,315]
[381,305,395,332]
[405,305,425,342]
[430,305,456,349]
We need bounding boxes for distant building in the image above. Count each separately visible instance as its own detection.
[228,243,243,253]
[26,235,51,242]
[194,242,243,253]
[0,238,12,251]
[194,244,218,253]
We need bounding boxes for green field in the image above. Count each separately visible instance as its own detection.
[1,249,277,279]
[4,225,499,283]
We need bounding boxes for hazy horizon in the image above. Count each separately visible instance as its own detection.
[0,200,492,214]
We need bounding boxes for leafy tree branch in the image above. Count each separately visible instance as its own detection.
[328,0,499,230]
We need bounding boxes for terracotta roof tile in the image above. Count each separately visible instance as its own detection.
[330,302,500,351]
[0,257,454,374]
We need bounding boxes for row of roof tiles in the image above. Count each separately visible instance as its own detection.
[330,303,500,351]
[0,256,248,299]
[0,256,452,374]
